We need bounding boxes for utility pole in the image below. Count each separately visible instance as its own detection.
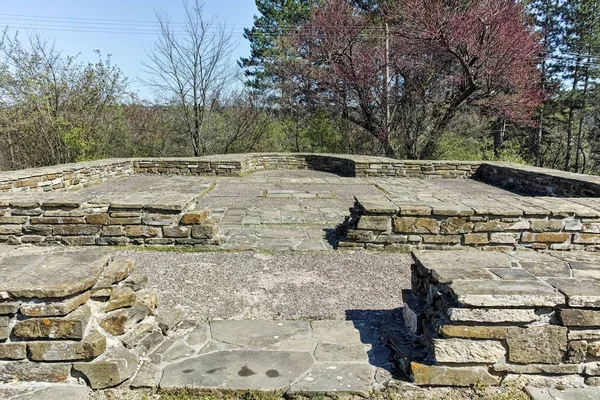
[383,20,391,154]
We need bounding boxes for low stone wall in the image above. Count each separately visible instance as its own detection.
[1,155,483,193]
[0,159,133,193]
[401,250,600,388]
[340,195,600,251]
[477,162,600,197]
[0,248,163,388]
[0,200,219,247]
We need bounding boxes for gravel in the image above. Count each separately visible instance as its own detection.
[115,249,412,321]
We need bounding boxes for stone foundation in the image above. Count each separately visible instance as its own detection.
[0,247,167,388]
[341,194,600,250]
[0,200,219,247]
[401,250,600,388]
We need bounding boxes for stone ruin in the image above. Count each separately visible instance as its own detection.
[401,250,600,388]
[1,153,600,394]
[0,247,177,389]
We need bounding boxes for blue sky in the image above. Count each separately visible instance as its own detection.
[1,0,259,99]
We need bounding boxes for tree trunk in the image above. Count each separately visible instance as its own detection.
[575,62,590,173]
[494,119,506,158]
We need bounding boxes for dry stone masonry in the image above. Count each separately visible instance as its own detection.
[0,246,169,389]
[402,250,600,388]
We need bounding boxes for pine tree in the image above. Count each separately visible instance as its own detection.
[239,0,312,96]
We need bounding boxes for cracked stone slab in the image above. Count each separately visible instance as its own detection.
[0,248,112,299]
[544,278,600,307]
[287,362,375,396]
[210,320,312,350]
[160,349,314,391]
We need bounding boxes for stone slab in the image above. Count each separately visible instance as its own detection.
[545,278,600,307]
[354,195,398,214]
[13,305,91,340]
[287,362,375,396]
[411,362,498,387]
[1,384,90,400]
[310,320,376,345]
[448,280,565,307]
[0,248,112,298]
[210,320,311,350]
[527,387,600,400]
[20,291,91,317]
[160,349,315,391]
[412,250,513,271]
[446,308,539,323]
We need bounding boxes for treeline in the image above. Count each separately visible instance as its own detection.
[0,0,599,173]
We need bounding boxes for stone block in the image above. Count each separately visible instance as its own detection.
[109,217,141,225]
[394,217,439,234]
[447,308,538,324]
[101,259,134,283]
[449,279,566,308]
[521,232,571,243]
[346,229,374,242]
[22,224,52,235]
[440,217,473,234]
[162,226,191,238]
[102,225,125,236]
[546,278,600,307]
[122,273,148,291]
[0,343,26,360]
[357,216,391,232]
[574,234,600,244]
[567,340,588,363]
[0,302,20,315]
[559,309,600,327]
[13,305,91,340]
[506,325,567,364]
[570,330,600,341]
[142,214,175,226]
[0,361,72,382]
[492,363,582,374]
[85,213,109,225]
[103,286,136,312]
[411,362,499,386]
[73,347,138,389]
[124,225,160,238]
[180,211,209,225]
[31,216,84,224]
[191,220,219,239]
[100,303,149,336]
[473,220,508,232]
[422,235,461,244]
[136,289,158,315]
[62,236,96,246]
[0,225,21,235]
[53,224,102,236]
[589,341,600,358]
[489,232,520,244]
[20,291,90,317]
[433,338,506,363]
[130,360,161,388]
[565,219,583,231]
[438,325,508,340]
[464,233,489,245]
[28,330,106,361]
[530,219,566,232]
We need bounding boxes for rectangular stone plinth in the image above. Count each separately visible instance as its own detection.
[406,250,600,388]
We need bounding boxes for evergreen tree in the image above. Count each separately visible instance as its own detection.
[239,0,312,96]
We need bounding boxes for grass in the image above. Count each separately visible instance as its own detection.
[151,384,529,400]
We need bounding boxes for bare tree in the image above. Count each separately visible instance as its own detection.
[142,0,238,156]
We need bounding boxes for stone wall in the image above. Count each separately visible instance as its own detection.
[0,248,163,388]
[1,155,483,193]
[477,162,600,197]
[0,160,132,193]
[341,195,600,251]
[0,200,219,247]
[401,250,600,388]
